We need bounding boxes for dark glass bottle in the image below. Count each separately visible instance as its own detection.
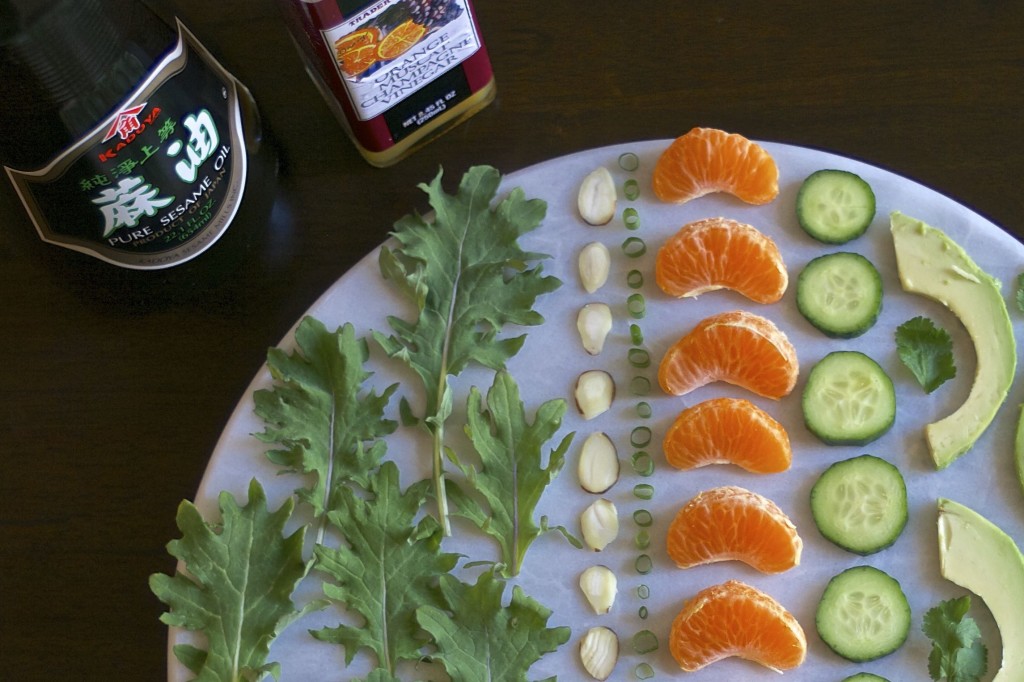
[0,0,280,309]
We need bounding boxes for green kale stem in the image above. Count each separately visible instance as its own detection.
[432,423,451,537]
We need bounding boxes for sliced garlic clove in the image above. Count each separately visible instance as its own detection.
[578,241,611,293]
[577,303,613,356]
[579,565,618,614]
[578,432,620,493]
[580,625,619,680]
[575,370,615,420]
[581,498,619,551]
[578,167,617,226]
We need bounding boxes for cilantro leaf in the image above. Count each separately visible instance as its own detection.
[1016,272,1024,313]
[923,596,988,682]
[373,165,561,533]
[254,318,397,522]
[417,568,570,682]
[149,479,313,682]
[895,316,957,393]
[448,369,578,576]
[312,461,459,672]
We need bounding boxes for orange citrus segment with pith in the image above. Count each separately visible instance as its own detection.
[666,485,802,573]
[653,127,779,205]
[663,397,792,473]
[656,217,788,304]
[669,580,807,673]
[377,20,426,60]
[658,310,798,399]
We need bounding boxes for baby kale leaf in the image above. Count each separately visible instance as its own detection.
[254,317,397,525]
[312,461,459,674]
[374,165,560,534]
[417,568,570,682]
[448,369,578,577]
[150,479,312,682]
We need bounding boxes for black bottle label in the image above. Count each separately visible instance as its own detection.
[4,20,248,270]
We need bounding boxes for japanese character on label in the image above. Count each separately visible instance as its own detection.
[91,176,173,238]
[165,109,219,183]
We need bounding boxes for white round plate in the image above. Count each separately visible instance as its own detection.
[170,139,1024,681]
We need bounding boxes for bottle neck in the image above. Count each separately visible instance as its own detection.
[3,0,148,136]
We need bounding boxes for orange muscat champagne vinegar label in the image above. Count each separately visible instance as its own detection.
[4,21,251,270]
[279,0,495,165]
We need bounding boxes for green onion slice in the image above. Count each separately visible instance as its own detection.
[632,450,654,476]
[633,509,653,527]
[624,178,640,200]
[628,348,651,369]
[622,236,647,258]
[623,207,640,230]
[630,426,652,448]
[633,483,654,500]
[632,629,659,654]
[618,152,640,172]
[626,269,644,289]
[630,376,651,396]
[635,528,651,549]
[629,323,644,345]
[635,663,655,679]
[627,293,646,319]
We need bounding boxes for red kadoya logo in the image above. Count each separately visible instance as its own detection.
[102,102,148,143]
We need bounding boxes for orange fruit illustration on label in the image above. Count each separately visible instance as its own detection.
[655,217,788,304]
[669,580,807,672]
[340,44,380,77]
[663,397,792,473]
[653,127,779,205]
[377,20,427,61]
[336,27,380,57]
[666,485,802,573]
[658,310,798,399]
[335,27,381,77]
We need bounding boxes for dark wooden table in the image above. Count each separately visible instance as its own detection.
[2,1,1022,679]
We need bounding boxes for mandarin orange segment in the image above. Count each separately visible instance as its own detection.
[666,485,802,573]
[669,580,807,673]
[377,20,426,60]
[655,217,788,304]
[663,397,792,473]
[652,127,779,205]
[657,310,798,399]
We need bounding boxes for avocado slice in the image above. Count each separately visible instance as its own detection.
[1017,406,1024,499]
[890,211,1017,469]
[938,498,1024,681]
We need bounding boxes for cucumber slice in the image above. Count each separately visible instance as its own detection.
[803,351,895,445]
[842,674,890,682]
[797,169,876,243]
[816,566,911,662]
[810,455,908,554]
[797,252,882,338]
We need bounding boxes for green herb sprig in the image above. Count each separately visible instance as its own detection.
[895,316,956,393]
[374,165,561,535]
[923,596,988,682]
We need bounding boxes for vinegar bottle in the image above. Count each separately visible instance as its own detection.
[277,0,496,167]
